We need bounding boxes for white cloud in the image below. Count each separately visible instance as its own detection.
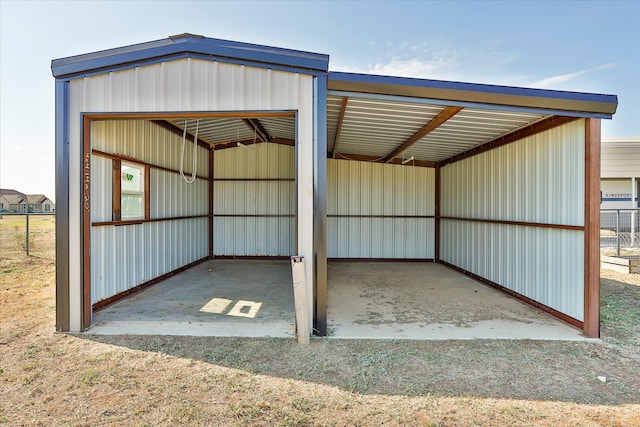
[334,42,526,86]
[530,63,617,88]
[369,57,455,79]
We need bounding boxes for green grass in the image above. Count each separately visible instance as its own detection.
[0,215,55,230]
[601,293,640,333]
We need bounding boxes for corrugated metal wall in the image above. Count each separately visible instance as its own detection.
[75,59,310,112]
[214,143,295,256]
[90,219,208,303]
[440,119,586,320]
[601,179,637,209]
[601,140,640,178]
[327,159,435,258]
[90,120,209,304]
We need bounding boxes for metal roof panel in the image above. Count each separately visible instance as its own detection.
[328,71,617,117]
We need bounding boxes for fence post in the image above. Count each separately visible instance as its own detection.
[615,209,620,257]
[25,209,30,256]
[632,209,636,247]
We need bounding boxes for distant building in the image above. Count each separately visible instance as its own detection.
[0,189,27,213]
[26,194,55,213]
[601,138,640,210]
[0,189,55,213]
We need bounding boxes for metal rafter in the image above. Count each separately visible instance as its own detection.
[382,106,464,163]
[242,118,271,143]
[151,120,212,149]
[331,96,349,158]
[212,136,295,150]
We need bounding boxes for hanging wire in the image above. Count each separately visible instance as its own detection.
[180,119,198,184]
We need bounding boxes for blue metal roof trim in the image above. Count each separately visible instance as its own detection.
[328,71,618,117]
[51,34,330,79]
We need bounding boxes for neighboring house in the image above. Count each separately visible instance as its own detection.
[0,189,55,213]
[27,194,55,213]
[0,195,9,213]
[601,137,640,210]
[0,189,27,213]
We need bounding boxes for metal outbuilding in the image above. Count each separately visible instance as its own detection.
[600,137,640,209]
[52,34,617,338]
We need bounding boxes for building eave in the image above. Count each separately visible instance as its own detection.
[52,34,329,80]
[328,71,618,118]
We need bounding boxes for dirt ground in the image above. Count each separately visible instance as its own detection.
[1,216,639,426]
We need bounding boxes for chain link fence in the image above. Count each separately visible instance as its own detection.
[600,209,640,256]
[0,213,55,255]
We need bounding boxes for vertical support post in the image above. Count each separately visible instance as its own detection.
[584,118,601,338]
[208,147,214,259]
[631,177,636,247]
[615,209,620,256]
[55,80,70,332]
[313,75,328,336]
[291,256,310,344]
[82,115,92,330]
[25,206,30,256]
[112,160,121,221]
[434,164,441,262]
[297,80,316,337]
[144,166,151,220]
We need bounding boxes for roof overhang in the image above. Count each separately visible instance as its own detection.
[326,71,617,165]
[329,72,617,118]
[51,33,330,80]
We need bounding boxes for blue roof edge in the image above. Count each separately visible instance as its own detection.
[51,34,330,79]
[328,71,618,116]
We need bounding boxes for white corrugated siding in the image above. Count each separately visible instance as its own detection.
[327,159,435,258]
[77,59,308,112]
[89,121,209,304]
[440,119,586,320]
[68,59,315,329]
[440,222,584,319]
[214,143,295,256]
[90,155,112,223]
[600,179,637,210]
[442,119,585,225]
[91,219,208,303]
[92,120,210,174]
[601,139,640,178]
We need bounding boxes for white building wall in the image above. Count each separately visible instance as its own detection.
[440,119,586,321]
[68,58,315,331]
[327,159,435,258]
[600,179,637,210]
[601,139,639,210]
[601,138,640,179]
[89,120,209,304]
[214,143,295,256]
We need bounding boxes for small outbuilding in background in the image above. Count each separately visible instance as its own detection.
[52,34,617,338]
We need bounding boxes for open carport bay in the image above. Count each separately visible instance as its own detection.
[89,260,588,341]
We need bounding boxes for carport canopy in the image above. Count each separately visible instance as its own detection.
[153,70,616,162]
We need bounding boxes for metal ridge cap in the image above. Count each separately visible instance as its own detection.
[52,35,329,78]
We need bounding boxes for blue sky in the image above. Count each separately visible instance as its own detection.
[1,0,639,200]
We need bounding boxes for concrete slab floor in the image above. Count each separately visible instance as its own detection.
[89,259,296,337]
[89,260,593,341]
[327,262,592,341]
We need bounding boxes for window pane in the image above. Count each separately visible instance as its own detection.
[122,194,143,218]
[121,164,143,192]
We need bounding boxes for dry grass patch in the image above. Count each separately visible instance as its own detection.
[0,218,639,426]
